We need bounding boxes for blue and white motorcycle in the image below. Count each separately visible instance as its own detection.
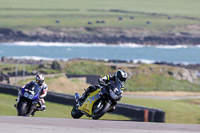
[16,82,41,116]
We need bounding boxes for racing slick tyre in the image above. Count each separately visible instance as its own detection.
[92,102,111,120]
[71,105,84,119]
[17,102,29,116]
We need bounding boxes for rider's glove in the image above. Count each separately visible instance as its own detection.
[18,87,23,91]
[98,78,106,86]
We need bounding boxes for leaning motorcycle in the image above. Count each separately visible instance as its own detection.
[16,82,41,116]
[71,80,123,120]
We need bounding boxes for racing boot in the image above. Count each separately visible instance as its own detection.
[35,104,46,111]
[78,90,89,103]
[107,106,116,112]
[78,86,97,102]
[31,109,36,116]
[36,99,46,111]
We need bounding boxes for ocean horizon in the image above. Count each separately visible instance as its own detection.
[0,42,200,64]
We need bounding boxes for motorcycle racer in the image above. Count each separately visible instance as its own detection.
[78,69,128,112]
[15,74,48,114]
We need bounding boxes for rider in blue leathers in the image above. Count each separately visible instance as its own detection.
[79,69,128,112]
[15,74,48,114]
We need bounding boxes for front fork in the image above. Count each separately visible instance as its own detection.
[75,93,80,101]
[16,99,38,116]
[27,102,37,116]
[93,100,104,114]
[74,93,81,106]
[16,90,22,106]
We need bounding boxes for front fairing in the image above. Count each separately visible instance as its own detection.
[78,89,102,116]
[108,81,122,101]
[32,86,40,100]
[20,84,41,101]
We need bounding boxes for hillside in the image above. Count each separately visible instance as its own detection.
[17,76,89,95]
[0,0,200,44]
[65,60,200,92]
[2,59,199,92]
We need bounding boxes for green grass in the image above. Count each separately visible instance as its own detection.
[65,60,200,92]
[65,60,115,76]
[0,0,199,31]
[125,74,200,92]
[1,60,200,92]
[0,63,38,74]
[1,93,200,124]
[0,63,61,75]
[37,68,61,74]
[121,97,200,124]
[16,76,61,86]
[0,93,130,120]
[0,0,199,17]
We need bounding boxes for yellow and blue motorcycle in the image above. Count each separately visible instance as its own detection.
[71,80,123,120]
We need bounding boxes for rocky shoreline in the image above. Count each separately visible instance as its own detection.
[0,28,200,45]
[1,56,200,71]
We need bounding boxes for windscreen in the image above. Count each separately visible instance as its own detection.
[26,82,40,96]
[109,80,122,95]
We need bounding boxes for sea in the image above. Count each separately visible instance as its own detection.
[0,42,200,64]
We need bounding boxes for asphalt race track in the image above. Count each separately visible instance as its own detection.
[0,116,200,133]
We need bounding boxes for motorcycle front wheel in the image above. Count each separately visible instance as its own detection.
[17,102,29,116]
[92,102,111,120]
[71,105,83,119]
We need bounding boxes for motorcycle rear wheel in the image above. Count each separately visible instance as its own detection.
[92,102,111,120]
[71,105,83,119]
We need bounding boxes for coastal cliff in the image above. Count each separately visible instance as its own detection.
[0,27,200,45]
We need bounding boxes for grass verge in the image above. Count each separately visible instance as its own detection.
[121,97,200,124]
[1,93,200,124]
[0,93,130,120]
[126,74,200,92]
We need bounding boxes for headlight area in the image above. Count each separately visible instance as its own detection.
[24,92,29,98]
[23,92,34,99]
[109,89,120,100]
[28,94,34,99]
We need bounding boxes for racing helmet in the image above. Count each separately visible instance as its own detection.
[36,74,45,86]
[115,70,128,84]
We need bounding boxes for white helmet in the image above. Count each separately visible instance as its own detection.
[115,70,128,84]
[36,74,45,85]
